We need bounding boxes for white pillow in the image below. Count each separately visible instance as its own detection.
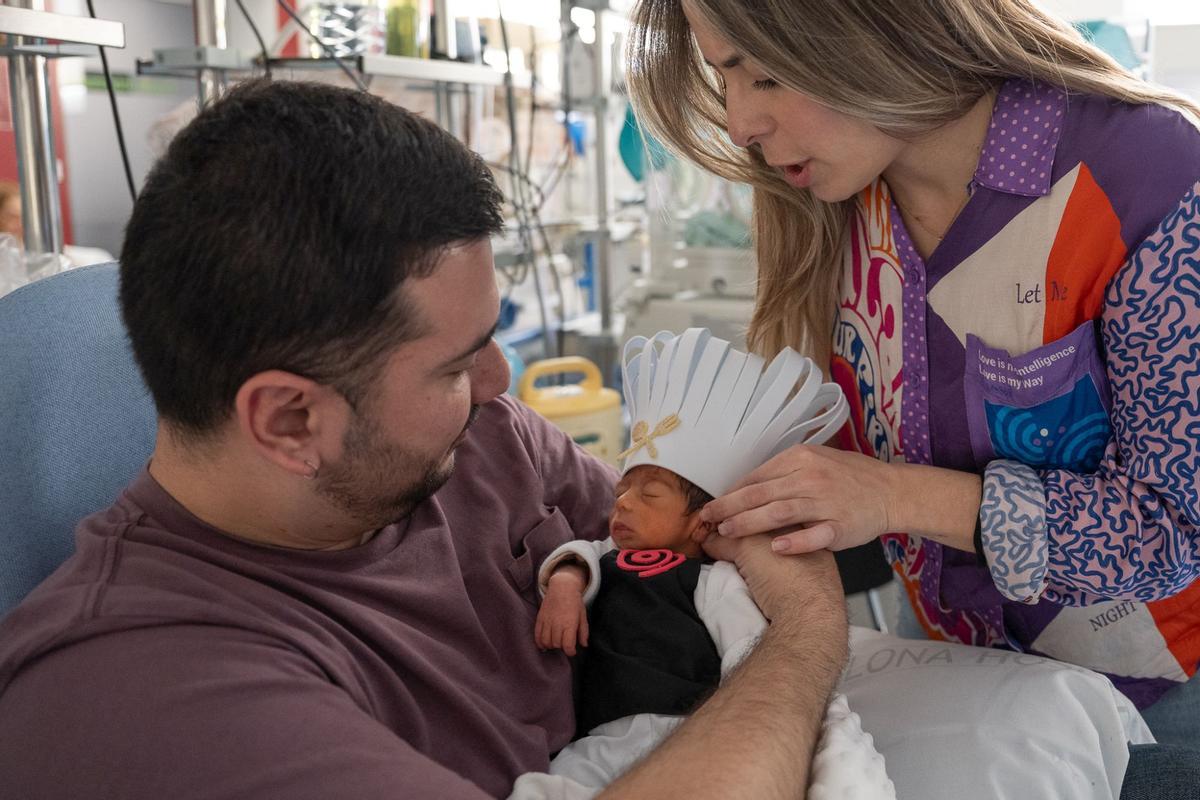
[840,627,1154,800]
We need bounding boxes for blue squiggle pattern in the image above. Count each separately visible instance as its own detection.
[981,460,1049,602]
[1039,183,1200,605]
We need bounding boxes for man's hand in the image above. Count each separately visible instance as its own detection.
[534,566,589,656]
[702,528,843,623]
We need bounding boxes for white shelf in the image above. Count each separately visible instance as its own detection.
[0,6,124,48]
[269,53,528,88]
[359,53,523,87]
[0,42,94,59]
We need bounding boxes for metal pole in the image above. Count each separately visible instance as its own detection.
[592,6,612,333]
[432,0,456,61]
[867,588,890,634]
[193,0,228,107]
[7,0,63,257]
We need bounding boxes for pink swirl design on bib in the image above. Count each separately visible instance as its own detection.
[616,549,686,579]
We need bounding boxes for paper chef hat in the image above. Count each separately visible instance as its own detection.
[619,328,849,498]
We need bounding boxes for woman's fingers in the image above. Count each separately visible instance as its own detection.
[722,446,812,495]
[703,476,815,531]
[771,523,838,554]
[715,496,820,539]
[699,446,896,554]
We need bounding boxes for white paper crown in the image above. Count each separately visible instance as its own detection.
[619,328,849,498]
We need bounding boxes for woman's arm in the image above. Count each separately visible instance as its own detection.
[704,185,1200,608]
[699,445,981,555]
[979,185,1200,606]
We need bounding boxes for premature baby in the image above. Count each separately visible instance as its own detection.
[536,463,712,656]
[533,463,768,785]
[508,327,892,799]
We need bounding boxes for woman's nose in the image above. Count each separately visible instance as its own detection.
[725,84,770,149]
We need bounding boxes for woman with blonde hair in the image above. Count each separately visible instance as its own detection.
[627,0,1200,784]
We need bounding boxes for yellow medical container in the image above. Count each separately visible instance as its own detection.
[519,357,624,467]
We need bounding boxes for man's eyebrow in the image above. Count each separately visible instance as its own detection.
[703,54,741,70]
[440,319,500,367]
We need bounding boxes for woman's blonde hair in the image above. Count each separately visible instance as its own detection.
[626,0,1200,361]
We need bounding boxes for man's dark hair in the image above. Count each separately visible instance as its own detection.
[119,80,504,437]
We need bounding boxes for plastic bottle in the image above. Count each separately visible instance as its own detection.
[386,0,429,58]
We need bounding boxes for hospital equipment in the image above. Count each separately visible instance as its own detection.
[0,2,126,258]
[519,356,624,466]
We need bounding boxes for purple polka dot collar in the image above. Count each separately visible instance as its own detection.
[974,79,1067,198]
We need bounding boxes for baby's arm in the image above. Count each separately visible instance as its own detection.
[535,563,590,656]
[536,538,613,606]
[534,539,612,656]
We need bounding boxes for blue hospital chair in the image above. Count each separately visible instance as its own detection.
[0,263,156,616]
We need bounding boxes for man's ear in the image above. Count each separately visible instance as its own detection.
[233,370,345,479]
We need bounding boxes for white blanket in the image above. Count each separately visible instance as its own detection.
[510,690,894,800]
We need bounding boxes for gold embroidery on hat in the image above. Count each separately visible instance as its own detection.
[617,414,682,461]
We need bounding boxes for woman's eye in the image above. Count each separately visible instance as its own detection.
[752,78,778,90]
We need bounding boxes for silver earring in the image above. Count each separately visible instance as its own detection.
[302,460,319,480]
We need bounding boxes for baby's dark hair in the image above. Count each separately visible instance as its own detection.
[675,474,713,516]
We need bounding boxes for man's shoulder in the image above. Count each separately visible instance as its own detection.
[458,394,583,475]
[476,393,565,441]
[0,490,310,698]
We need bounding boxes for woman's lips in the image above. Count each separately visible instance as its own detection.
[782,161,813,189]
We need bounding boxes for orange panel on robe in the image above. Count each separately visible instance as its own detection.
[1042,163,1128,343]
[1149,582,1200,677]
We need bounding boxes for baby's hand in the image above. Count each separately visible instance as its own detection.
[535,568,589,656]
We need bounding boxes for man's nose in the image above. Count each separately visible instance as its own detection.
[470,339,510,405]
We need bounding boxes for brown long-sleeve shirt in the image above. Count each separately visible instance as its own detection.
[0,395,617,798]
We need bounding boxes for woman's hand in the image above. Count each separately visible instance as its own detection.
[699,445,896,554]
[700,445,982,555]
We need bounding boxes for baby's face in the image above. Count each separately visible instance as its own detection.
[609,465,704,555]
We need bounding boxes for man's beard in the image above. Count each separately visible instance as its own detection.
[316,405,480,529]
